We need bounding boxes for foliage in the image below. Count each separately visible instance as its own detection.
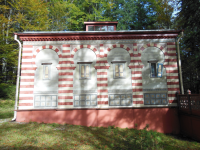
[0,99,15,119]
[0,83,15,100]
[175,0,200,93]
[0,121,200,149]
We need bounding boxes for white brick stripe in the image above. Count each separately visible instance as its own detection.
[18,106,34,109]
[57,105,73,108]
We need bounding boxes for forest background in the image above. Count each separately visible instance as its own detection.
[0,0,199,99]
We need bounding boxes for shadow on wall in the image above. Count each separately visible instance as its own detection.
[17,107,180,134]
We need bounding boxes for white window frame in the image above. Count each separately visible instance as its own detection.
[78,62,92,80]
[112,61,126,79]
[42,63,52,80]
[148,61,163,78]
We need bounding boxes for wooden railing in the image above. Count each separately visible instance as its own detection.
[177,94,200,116]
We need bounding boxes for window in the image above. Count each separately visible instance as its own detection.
[78,62,92,79]
[74,94,97,107]
[112,61,126,79]
[148,61,163,78]
[34,95,57,107]
[42,63,52,80]
[88,25,115,31]
[144,93,168,105]
[109,94,132,106]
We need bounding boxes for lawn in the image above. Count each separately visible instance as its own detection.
[0,100,200,150]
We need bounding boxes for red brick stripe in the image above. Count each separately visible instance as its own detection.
[62,50,70,53]
[166,70,178,73]
[133,95,143,98]
[57,67,76,70]
[97,84,108,87]
[98,101,108,105]
[22,51,32,53]
[21,73,35,76]
[58,96,73,99]
[20,85,34,88]
[23,45,33,48]
[21,67,37,70]
[98,95,108,98]
[58,90,73,93]
[167,76,179,79]
[19,103,33,106]
[97,78,107,81]
[133,101,143,104]
[94,66,109,69]
[132,83,142,86]
[168,88,180,91]
[58,78,73,81]
[167,82,179,85]
[131,71,142,74]
[63,44,70,47]
[21,79,34,82]
[20,91,33,94]
[19,97,33,100]
[59,72,73,76]
[58,84,73,87]
[132,77,142,80]
[132,89,143,92]
[167,42,175,45]
[98,89,108,93]
[22,56,32,59]
[97,72,107,75]
[58,102,73,105]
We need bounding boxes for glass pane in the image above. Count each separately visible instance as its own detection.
[101,26,107,31]
[80,96,85,100]
[115,65,119,73]
[81,65,85,77]
[88,26,94,31]
[151,63,156,77]
[120,73,123,77]
[95,26,101,31]
[85,65,89,77]
[119,65,123,72]
[116,73,119,77]
[45,66,49,78]
[108,26,114,31]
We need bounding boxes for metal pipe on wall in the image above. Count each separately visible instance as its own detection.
[12,34,22,121]
[176,31,184,94]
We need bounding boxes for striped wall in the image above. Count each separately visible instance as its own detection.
[19,41,179,109]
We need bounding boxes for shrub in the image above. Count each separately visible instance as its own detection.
[0,83,16,100]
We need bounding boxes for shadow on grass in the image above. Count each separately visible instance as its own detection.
[0,122,199,150]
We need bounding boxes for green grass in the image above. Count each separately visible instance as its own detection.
[0,100,15,119]
[0,100,200,149]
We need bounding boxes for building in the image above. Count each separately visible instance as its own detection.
[14,22,182,133]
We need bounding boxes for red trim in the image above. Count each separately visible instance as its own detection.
[20,85,34,88]
[22,56,32,59]
[98,89,108,93]
[167,82,179,85]
[133,95,143,98]
[57,67,76,70]
[97,72,107,75]
[59,72,73,76]
[132,83,142,86]
[19,103,33,106]
[63,50,70,53]
[166,70,178,73]
[98,101,108,105]
[132,89,143,92]
[167,76,179,79]
[98,95,108,98]
[58,84,73,87]
[21,79,34,82]
[21,73,35,76]
[58,90,73,93]
[23,45,33,48]
[133,101,144,104]
[20,91,33,94]
[58,102,73,105]
[97,84,108,87]
[131,71,142,74]
[97,78,107,81]
[58,78,73,81]
[58,96,73,99]
[19,97,33,100]
[63,44,70,47]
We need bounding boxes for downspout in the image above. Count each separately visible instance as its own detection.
[12,34,22,121]
[176,31,184,94]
